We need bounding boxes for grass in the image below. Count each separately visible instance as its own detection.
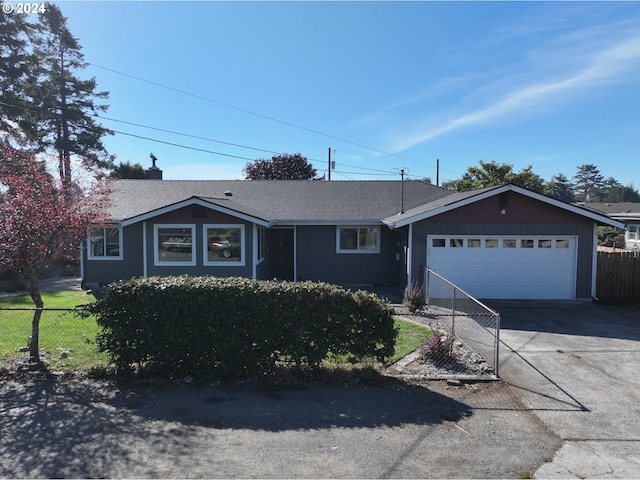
[0,290,432,375]
[0,290,108,370]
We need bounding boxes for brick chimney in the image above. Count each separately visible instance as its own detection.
[146,152,163,180]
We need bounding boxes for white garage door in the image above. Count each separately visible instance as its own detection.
[426,235,577,300]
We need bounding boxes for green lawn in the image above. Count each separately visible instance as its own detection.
[0,290,108,370]
[1,290,431,373]
[388,318,431,365]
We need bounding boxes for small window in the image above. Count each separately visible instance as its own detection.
[88,225,122,259]
[538,239,552,248]
[556,239,570,249]
[503,239,516,248]
[521,239,534,248]
[337,227,380,253]
[155,225,195,266]
[468,239,481,248]
[205,224,245,265]
[629,225,639,241]
[450,238,463,248]
[432,238,445,247]
[485,239,498,248]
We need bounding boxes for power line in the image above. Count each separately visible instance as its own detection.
[88,62,442,170]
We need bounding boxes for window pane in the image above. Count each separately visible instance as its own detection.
[208,227,242,262]
[556,239,570,249]
[158,228,193,262]
[538,239,552,248]
[432,238,445,247]
[90,226,120,257]
[468,239,481,248]
[521,239,534,248]
[503,239,516,248]
[485,239,498,248]
[359,228,378,250]
[340,228,358,250]
[90,227,105,257]
[105,228,120,256]
[450,238,463,247]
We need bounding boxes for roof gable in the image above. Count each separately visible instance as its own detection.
[383,184,625,229]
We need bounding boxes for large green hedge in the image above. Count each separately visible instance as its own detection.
[83,276,397,380]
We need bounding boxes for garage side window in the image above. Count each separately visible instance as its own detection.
[88,225,122,260]
[337,227,380,253]
[205,224,245,266]
[628,226,638,241]
[154,225,196,266]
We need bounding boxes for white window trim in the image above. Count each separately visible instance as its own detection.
[203,224,246,267]
[336,226,381,254]
[154,224,196,266]
[256,226,265,264]
[87,225,123,260]
[627,225,639,242]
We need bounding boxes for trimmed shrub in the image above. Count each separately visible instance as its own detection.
[81,276,397,381]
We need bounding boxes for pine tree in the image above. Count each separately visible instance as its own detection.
[573,164,604,202]
[27,3,113,191]
[548,173,575,203]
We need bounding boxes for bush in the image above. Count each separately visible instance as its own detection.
[402,281,425,313]
[80,276,397,381]
[419,330,455,361]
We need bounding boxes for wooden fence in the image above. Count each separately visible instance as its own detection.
[596,249,640,304]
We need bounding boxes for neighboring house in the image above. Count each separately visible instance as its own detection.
[576,202,640,250]
[82,180,622,301]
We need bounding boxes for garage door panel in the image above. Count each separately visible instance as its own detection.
[427,235,576,300]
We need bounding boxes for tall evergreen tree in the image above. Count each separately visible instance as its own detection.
[573,164,604,202]
[0,3,37,141]
[26,3,113,191]
[548,173,575,203]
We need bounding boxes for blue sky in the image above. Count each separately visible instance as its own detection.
[48,1,640,187]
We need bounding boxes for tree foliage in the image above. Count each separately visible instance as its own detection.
[0,2,113,190]
[0,144,110,363]
[444,160,640,205]
[111,160,146,179]
[443,160,549,194]
[243,153,317,180]
[573,164,605,202]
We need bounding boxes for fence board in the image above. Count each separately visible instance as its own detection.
[596,250,640,304]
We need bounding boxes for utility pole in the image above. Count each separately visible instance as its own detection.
[436,159,440,187]
[400,168,406,214]
[328,148,331,181]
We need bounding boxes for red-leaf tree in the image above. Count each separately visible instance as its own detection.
[0,144,110,364]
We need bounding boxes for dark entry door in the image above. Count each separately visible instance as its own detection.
[270,229,294,281]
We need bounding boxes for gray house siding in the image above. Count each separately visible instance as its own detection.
[410,221,595,298]
[295,225,405,286]
[83,223,145,286]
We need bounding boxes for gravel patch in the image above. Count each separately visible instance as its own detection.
[389,305,496,380]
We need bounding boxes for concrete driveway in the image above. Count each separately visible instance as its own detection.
[492,300,640,479]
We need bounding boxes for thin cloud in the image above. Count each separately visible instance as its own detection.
[390,34,640,153]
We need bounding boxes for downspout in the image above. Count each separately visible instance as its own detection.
[407,223,413,288]
[252,224,257,280]
[143,221,148,278]
[591,222,598,299]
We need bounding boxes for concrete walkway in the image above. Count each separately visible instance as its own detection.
[492,300,640,479]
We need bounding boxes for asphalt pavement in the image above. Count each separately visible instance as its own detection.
[492,300,640,479]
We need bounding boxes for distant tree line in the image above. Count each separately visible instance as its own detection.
[442,160,640,203]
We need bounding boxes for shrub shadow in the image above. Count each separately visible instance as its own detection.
[0,372,471,478]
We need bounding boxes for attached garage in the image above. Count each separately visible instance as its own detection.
[426,235,577,300]
[383,184,625,301]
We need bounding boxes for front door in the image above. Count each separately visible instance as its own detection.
[270,228,294,281]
